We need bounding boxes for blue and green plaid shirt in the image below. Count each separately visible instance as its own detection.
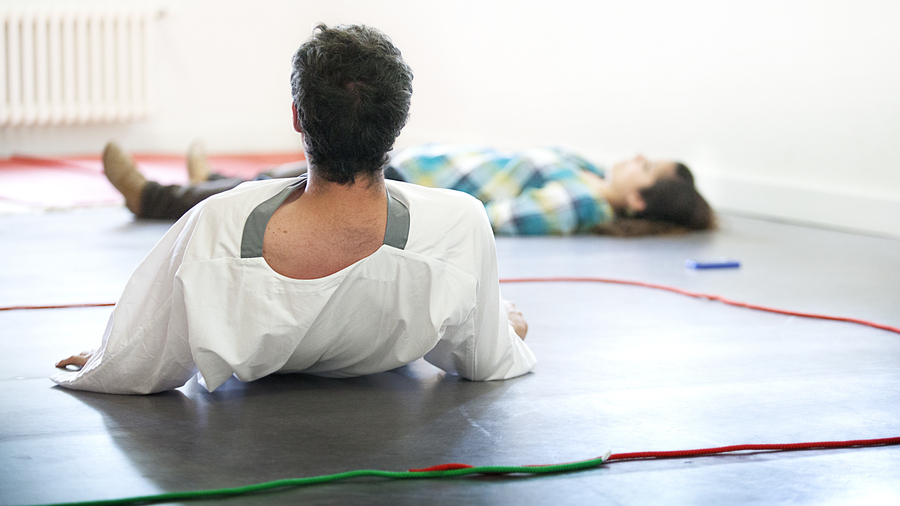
[389,145,614,235]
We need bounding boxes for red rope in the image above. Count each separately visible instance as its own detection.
[3,277,898,336]
[0,302,114,312]
[500,277,900,335]
[606,436,900,461]
[4,278,898,470]
[409,463,475,472]
[409,437,900,472]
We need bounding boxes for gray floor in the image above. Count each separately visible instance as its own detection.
[1,208,899,505]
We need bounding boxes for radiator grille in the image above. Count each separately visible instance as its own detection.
[1,8,155,127]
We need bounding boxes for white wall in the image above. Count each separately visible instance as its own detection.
[3,0,899,236]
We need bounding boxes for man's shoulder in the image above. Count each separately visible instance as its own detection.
[177,178,299,251]
[387,180,492,258]
[387,180,485,220]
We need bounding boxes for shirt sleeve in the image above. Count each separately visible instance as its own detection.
[424,198,537,381]
[50,209,203,394]
[484,177,614,236]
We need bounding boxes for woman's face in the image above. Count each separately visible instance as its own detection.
[608,155,677,211]
[609,155,676,195]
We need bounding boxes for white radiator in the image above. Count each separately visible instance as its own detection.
[1,8,156,127]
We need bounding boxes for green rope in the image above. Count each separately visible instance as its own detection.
[28,453,610,506]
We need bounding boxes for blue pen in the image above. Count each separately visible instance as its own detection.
[685,258,741,269]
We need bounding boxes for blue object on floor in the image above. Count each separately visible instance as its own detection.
[685,258,741,269]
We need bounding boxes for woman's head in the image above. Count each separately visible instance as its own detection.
[598,156,714,235]
[605,155,677,210]
[635,162,712,230]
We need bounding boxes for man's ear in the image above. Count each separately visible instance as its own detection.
[625,191,647,213]
[291,102,302,133]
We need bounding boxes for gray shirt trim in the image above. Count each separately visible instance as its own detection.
[384,188,409,250]
[240,176,307,259]
[241,175,410,259]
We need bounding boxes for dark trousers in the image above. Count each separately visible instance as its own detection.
[140,177,245,219]
[139,165,407,220]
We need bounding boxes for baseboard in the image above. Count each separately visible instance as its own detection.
[695,173,900,239]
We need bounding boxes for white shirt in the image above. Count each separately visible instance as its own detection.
[52,177,537,394]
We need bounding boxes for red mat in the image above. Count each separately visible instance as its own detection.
[0,153,305,211]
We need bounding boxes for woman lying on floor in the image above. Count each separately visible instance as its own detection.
[103,142,714,236]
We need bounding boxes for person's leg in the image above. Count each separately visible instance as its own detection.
[186,141,212,184]
[141,145,307,219]
[103,141,247,220]
[139,177,245,219]
[102,143,147,215]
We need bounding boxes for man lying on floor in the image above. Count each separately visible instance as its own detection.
[52,24,536,395]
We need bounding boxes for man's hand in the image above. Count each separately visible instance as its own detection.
[55,350,95,370]
[503,299,528,339]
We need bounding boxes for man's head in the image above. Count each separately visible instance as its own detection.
[291,24,413,184]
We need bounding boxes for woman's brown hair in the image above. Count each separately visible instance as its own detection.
[595,163,715,236]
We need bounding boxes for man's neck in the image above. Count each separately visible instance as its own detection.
[262,165,389,280]
[302,166,386,205]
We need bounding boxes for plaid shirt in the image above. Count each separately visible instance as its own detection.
[388,145,614,235]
